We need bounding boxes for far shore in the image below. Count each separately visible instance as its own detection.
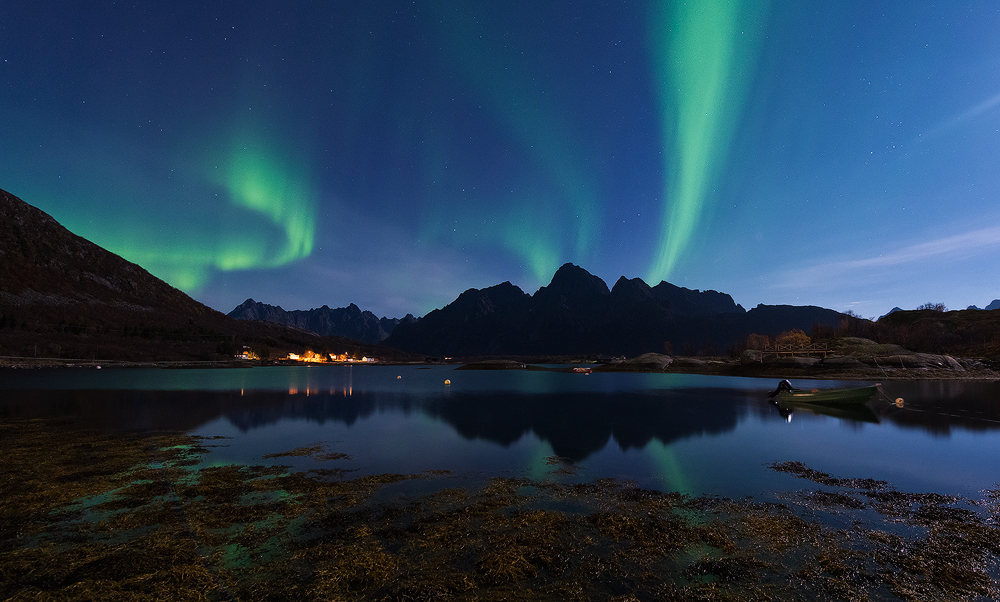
[454,355,1000,381]
[3,352,998,381]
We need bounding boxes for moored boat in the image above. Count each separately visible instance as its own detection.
[775,384,879,405]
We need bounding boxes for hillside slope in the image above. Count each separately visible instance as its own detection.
[0,188,399,363]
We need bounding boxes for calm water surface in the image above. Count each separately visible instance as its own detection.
[3,365,1000,500]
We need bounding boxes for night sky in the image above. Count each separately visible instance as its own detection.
[3,1,999,319]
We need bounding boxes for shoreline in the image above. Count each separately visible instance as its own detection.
[2,353,998,380]
[3,416,998,601]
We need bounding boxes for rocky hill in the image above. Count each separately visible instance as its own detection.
[0,188,401,363]
[382,263,846,357]
[0,189,212,320]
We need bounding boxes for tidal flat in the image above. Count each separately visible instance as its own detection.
[3,417,999,602]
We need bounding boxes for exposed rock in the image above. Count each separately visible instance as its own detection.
[866,354,965,371]
[775,356,821,367]
[818,356,867,369]
[621,353,673,371]
[835,339,910,358]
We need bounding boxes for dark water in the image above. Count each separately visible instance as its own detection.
[3,365,1000,499]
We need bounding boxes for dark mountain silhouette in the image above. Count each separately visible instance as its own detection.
[8,382,998,461]
[0,186,848,362]
[228,299,415,345]
[1,188,214,320]
[0,188,403,362]
[382,262,845,357]
[382,281,533,356]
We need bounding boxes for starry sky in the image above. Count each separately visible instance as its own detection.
[2,1,999,320]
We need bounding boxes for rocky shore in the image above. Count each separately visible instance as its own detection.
[455,338,1000,380]
[594,337,1000,380]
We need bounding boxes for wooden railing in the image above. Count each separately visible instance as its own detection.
[760,342,830,358]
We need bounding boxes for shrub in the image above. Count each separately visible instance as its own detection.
[776,329,811,347]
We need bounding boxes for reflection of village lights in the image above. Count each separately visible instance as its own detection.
[289,387,298,395]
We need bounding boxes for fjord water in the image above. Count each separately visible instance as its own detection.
[3,366,999,499]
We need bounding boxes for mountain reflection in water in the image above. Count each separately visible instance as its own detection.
[4,368,1000,498]
[0,387,753,462]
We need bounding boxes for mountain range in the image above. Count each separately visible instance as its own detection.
[7,184,995,362]
[228,299,415,346]
[969,301,1000,311]
[224,262,849,358]
[379,263,846,357]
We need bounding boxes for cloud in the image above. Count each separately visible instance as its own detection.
[922,90,1000,139]
[775,225,1000,290]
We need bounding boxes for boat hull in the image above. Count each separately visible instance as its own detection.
[776,385,878,406]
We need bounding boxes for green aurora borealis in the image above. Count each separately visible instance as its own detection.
[647,0,767,284]
[215,133,316,272]
[421,0,602,284]
[58,129,318,293]
[3,1,1000,317]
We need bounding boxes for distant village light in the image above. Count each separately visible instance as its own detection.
[282,350,377,363]
[234,345,259,360]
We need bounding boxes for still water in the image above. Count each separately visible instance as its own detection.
[2,365,999,500]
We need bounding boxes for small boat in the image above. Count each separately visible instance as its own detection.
[572,366,593,374]
[769,380,878,405]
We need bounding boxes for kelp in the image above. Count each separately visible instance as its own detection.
[2,418,998,601]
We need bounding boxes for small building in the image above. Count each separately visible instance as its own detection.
[234,346,258,360]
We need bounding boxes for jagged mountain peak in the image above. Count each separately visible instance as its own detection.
[381,262,840,356]
[610,276,654,299]
[542,263,611,297]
